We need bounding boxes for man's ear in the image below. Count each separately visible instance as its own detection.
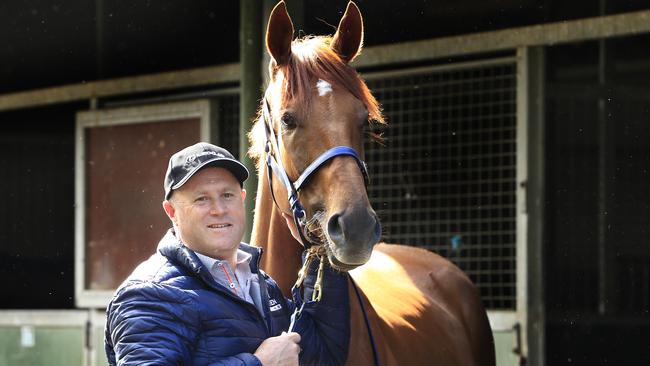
[162,200,176,222]
[241,188,247,202]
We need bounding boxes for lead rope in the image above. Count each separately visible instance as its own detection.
[287,246,327,332]
[287,249,381,366]
[350,275,381,366]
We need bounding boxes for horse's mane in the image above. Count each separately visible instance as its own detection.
[249,35,385,162]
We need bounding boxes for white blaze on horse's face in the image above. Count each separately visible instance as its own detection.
[316,79,333,97]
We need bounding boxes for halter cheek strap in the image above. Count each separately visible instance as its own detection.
[263,101,310,246]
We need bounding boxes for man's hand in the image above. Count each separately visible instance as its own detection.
[254,332,301,366]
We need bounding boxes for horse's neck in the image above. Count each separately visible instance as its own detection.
[251,162,391,364]
[250,161,303,296]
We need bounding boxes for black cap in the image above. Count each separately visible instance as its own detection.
[164,142,249,200]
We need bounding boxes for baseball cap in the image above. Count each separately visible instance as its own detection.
[164,142,249,200]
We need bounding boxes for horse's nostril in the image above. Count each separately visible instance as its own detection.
[327,208,380,248]
[327,213,344,242]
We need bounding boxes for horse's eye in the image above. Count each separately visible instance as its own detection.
[281,112,298,129]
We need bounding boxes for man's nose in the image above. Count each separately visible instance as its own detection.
[209,200,226,215]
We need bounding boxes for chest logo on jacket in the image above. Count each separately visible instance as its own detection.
[269,298,283,312]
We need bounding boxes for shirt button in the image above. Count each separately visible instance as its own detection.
[217,263,223,267]
[229,283,235,288]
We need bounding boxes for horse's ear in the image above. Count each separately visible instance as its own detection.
[331,1,364,63]
[266,1,294,66]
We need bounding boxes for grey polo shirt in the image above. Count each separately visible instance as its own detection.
[195,249,264,316]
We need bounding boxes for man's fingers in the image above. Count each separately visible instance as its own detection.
[284,331,301,343]
[254,333,301,365]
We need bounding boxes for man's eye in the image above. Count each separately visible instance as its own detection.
[195,197,209,202]
[223,192,234,199]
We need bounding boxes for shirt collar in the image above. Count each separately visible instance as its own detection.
[195,248,252,272]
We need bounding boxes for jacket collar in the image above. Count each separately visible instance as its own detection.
[157,228,263,277]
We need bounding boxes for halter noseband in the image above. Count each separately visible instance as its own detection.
[262,99,369,248]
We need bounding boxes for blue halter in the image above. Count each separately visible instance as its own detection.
[262,99,369,248]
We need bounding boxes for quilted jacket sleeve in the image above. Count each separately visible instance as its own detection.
[292,256,350,366]
[106,281,264,366]
[105,281,198,365]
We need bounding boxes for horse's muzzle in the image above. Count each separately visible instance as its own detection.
[326,205,381,268]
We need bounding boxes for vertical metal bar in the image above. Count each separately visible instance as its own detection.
[240,0,263,243]
[74,114,87,309]
[515,47,530,363]
[85,309,93,366]
[521,46,546,366]
[95,0,104,79]
[596,0,619,317]
[261,0,275,87]
[209,99,220,145]
[597,37,607,314]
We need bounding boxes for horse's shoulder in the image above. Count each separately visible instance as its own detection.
[349,242,488,366]
[372,242,467,276]
[371,242,479,296]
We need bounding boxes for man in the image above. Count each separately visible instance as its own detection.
[104,142,350,365]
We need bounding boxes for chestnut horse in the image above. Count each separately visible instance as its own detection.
[249,2,495,365]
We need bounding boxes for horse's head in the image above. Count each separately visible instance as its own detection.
[251,1,385,271]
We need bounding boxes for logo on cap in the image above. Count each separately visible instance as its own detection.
[183,151,226,169]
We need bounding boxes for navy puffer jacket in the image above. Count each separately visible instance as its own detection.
[105,229,350,366]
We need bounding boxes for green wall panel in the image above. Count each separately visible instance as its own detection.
[0,327,84,366]
[494,330,519,366]
[94,323,109,366]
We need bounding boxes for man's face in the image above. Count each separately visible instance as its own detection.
[163,167,246,262]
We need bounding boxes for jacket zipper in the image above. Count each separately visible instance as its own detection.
[196,249,274,336]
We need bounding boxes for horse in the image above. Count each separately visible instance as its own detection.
[249,2,496,365]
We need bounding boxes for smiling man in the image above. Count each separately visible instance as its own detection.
[104,142,350,366]
[164,166,246,269]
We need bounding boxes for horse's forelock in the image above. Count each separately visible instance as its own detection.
[249,35,385,163]
[287,36,383,123]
